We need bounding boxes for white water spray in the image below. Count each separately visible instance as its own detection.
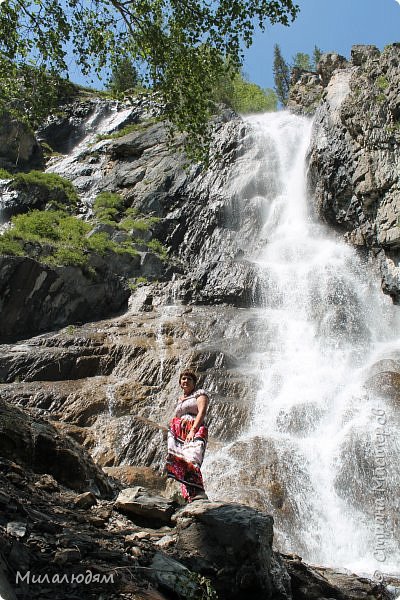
[205,112,400,575]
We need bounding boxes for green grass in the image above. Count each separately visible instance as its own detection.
[93,191,124,224]
[0,168,12,179]
[119,217,150,232]
[0,209,138,268]
[376,75,389,91]
[147,238,168,259]
[93,193,160,236]
[10,171,78,205]
[128,275,148,291]
[0,235,25,256]
[95,117,159,142]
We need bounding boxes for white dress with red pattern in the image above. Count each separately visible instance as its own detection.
[166,389,209,501]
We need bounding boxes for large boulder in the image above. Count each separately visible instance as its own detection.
[171,499,289,600]
[115,486,175,524]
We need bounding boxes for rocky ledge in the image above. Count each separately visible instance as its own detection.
[0,401,395,600]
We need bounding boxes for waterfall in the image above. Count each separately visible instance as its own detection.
[46,101,137,210]
[204,112,400,576]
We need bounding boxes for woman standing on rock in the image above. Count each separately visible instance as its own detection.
[166,369,209,502]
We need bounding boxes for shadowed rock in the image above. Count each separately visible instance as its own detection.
[0,399,113,495]
[0,256,130,342]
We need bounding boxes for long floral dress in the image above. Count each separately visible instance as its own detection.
[166,389,209,501]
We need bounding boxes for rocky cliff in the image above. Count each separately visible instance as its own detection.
[290,44,400,302]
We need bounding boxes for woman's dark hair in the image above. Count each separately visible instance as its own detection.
[179,369,198,385]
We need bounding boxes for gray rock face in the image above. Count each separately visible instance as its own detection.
[287,72,324,116]
[304,44,400,302]
[0,302,255,466]
[0,256,130,341]
[37,98,140,154]
[0,112,44,171]
[287,52,348,114]
[0,176,75,221]
[45,101,263,308]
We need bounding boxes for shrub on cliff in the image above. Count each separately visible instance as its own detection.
[10,171,78,210]
[93,193,161,236]
[0,210,139,268]
[93,192,125,224]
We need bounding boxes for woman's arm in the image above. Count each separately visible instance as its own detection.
[186,394,208,442]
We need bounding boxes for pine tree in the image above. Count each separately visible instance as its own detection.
[107,58,140,94]
[312,46,323,70]
[273,44,290,106]
[292,52,311,71]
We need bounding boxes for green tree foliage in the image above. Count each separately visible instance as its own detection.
[292,46,323,71]
[0,62,77,127]
[312,45,323,69]
[273,44,290,106]
[213,68,277,113]
[0,0,299,160]
[292,52,311,71]
[230,75,277,113]
[107,57,140,94]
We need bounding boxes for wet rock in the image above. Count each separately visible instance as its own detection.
[115,487,175,525]
[365,355,400,405]
[140,252,164,278]
[44,98,264,310]
[6,522,27,538]
[37,98,139,154]
[206,436,316,555]
[103,466,167,494]
[282,554,392,600]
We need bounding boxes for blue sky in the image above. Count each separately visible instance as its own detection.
[244,0,400,90]
[70,0,400,90]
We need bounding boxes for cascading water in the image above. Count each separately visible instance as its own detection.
[204,112,400,575]
[45,101,137,210]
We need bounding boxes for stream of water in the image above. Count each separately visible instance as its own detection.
[204,112,400,576]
